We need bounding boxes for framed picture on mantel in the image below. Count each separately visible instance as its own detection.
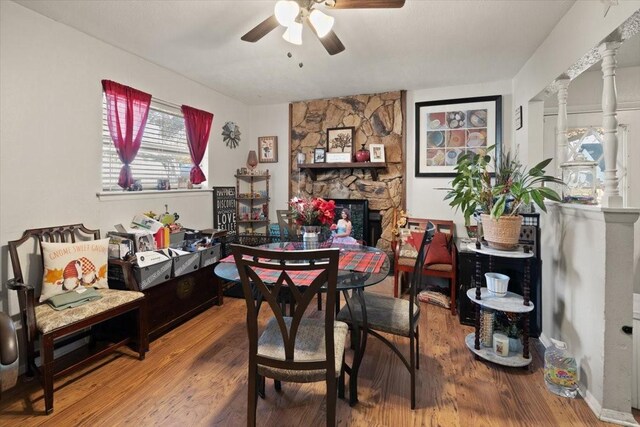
[415,95,502,177]
[326,127,354,163]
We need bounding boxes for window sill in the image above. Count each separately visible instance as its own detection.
[96,188,212,201]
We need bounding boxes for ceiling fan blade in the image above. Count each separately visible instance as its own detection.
[315,29,345,56]
[241,15,279,42]
[330,0,405,9]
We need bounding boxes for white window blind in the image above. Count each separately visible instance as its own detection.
[101,99,194,191]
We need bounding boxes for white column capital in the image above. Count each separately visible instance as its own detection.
[598,41,622,55]
[556,78,571,91]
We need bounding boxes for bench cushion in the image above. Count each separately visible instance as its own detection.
[35,289,144,334]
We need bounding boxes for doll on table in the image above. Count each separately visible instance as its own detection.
[331,208,359,245]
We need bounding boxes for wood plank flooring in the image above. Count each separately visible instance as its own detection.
[0,277,632,426]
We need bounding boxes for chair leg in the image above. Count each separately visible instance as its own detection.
[26,334,35,379]
[41,334,55,415]
[274,379,282,391]
[416,324,420,370]
[326,375,337,427]
[338,354,345,399]
[258,375,265,399]
[317,293,323,311]
[450,278,457,315]
[393,269,399,297]
[410,330,416,410]
[247,365,258,427]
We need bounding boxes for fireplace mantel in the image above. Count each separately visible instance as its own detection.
[298,162,387,181]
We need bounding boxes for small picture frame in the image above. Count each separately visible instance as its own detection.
[326,127,354,163]
[369,143,385,163]
[515,106,523,130]
[258,136,278,163]
[314,148,326,163]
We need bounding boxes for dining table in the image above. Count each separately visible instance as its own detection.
[214,241,390,406]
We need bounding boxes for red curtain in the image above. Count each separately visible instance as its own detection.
[181,105,213,185]
[101,80,152,189]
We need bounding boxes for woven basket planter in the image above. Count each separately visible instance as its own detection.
[480,214,522,251]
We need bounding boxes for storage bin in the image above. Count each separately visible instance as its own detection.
[199,243,221,268]
[171,251,201,277]
[133,259,172,290]
[633,293,639,409]
[169,230,186,245]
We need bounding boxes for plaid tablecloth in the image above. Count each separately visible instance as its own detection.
[219,248,386,286]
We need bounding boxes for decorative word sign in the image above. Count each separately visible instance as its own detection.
[212,186,237,232]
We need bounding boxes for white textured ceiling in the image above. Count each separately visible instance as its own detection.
[15,0,577,105]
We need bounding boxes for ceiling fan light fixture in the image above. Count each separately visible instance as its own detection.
[274,0,300,27]
[282,21,303,45]
[309,9,334,38]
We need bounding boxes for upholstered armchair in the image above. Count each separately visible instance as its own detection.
[392,218,457,315]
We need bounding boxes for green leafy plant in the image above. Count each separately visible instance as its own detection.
[444,146,563,225]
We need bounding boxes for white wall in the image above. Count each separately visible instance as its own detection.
[0,2,250,313]
[406,80,513,232]
[247,104,291,220]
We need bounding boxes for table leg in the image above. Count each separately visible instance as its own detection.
[346,288,368,406]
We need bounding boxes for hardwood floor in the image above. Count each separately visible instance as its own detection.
[0,277,629,426]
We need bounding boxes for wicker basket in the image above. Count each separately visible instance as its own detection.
[480,214,522,250]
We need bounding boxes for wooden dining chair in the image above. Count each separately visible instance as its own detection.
[337,225,434,409]
[276,209,299,241]
[231,244,347,427]
[392,217,430,298]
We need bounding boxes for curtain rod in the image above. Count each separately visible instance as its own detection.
[152,97,182,110]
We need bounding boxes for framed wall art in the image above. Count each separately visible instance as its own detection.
[314,148,326,163]
[325,127,354,163]
[515,105,523,130]
[415,95,502,177]
[258,136,277,163]
[369,143,385,163]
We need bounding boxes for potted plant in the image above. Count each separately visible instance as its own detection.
[445,146,562,250]
[289,196,336,248]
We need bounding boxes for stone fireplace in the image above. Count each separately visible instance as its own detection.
[288,90,406,254]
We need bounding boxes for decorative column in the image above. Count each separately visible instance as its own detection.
[555,77,571,177]
[599,41,623,208]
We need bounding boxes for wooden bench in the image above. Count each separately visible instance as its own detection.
[7,224,148,414]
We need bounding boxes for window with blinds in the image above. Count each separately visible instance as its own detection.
[101,99,194,191]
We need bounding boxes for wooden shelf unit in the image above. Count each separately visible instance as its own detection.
[468,245,535,367]
[298,162,387,181]
[235,171,270,234]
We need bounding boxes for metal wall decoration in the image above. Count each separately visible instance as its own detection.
[222,121,241,148]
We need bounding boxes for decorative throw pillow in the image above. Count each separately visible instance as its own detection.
[40,238,110,302]
[425,232,452,266]
[398,228,425,259]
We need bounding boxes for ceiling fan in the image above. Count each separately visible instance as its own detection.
[241,0,406,55]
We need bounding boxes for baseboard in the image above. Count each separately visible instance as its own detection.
[584,389,639,426]
[541,332,638,426]
[539,332,551,348]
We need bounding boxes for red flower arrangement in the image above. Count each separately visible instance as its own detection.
[289,196,336,226]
